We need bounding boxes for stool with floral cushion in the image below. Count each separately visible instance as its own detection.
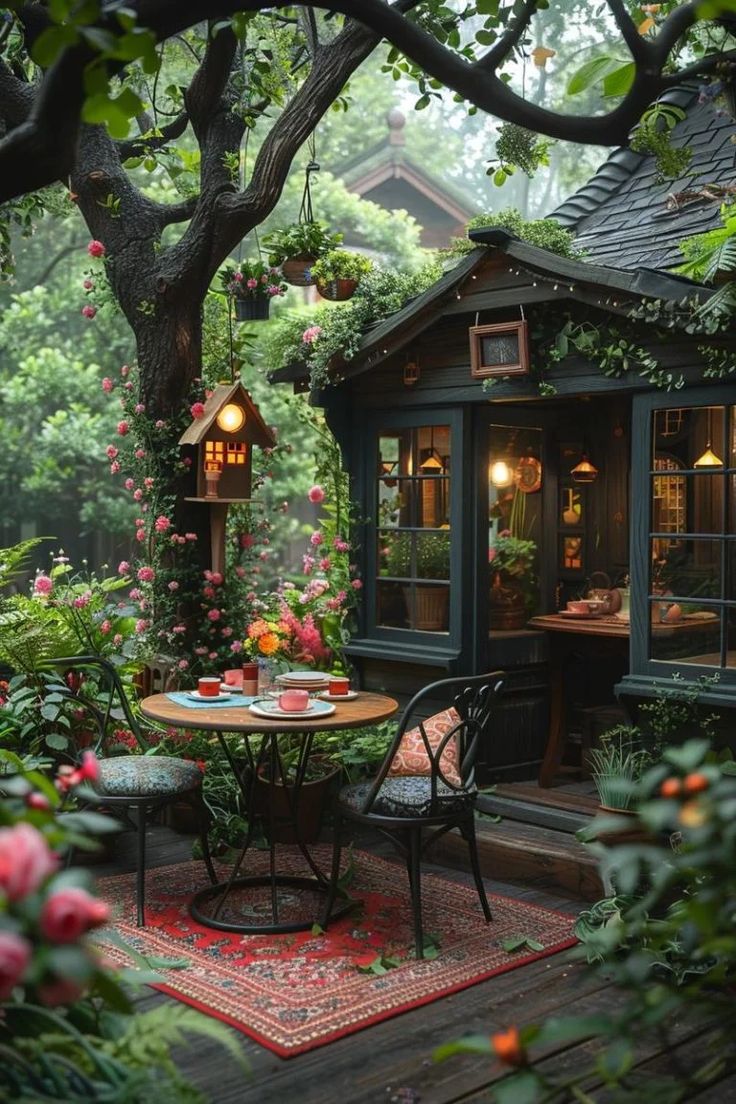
[321,671,506,958]
[44,655,216,926]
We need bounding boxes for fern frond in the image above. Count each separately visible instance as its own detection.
[114,1003,249,1077]
[704,237,736,283]
[0,538,51,594]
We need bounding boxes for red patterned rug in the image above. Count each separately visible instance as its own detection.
[96,849,575,1057]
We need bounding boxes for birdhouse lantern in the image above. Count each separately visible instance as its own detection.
[178,380,276,576]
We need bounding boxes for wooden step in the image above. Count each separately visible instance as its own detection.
[428,818,604,902]
[478,792,592,834]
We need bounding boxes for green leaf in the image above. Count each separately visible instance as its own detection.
[31,24,79,68]
[566,56,621,96]
[602,62,636,98]
[494,1071,542,1104]
[433,1033,493,1061]
[45,731,69,751]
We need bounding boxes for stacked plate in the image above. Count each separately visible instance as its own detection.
[275,670,330,691]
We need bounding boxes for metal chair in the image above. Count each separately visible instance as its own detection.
[321,671,506,958]
[45,655,216,926]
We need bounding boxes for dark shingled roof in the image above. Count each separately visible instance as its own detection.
[551,86,736,271]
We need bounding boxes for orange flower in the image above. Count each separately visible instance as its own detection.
[660,777,682,798]
[258,633,280,656]
[678,800,707,828]
[491,1026,526,1067]
[683,772,709,795]
[247,620,269,639]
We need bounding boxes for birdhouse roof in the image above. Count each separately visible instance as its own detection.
[178,379,276,448]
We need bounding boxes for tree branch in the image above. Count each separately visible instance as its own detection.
[476,0,541,72]
[116,111,189,160]
[606,0,648,64]
[155,195,198,224]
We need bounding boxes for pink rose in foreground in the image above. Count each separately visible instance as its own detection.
[308,485,325,504]
[40,887,110,944]
[87,239,106,258]
[81,305,97,319]
[37,976,85,1007]
[0,823,58,901]
[0,932,32,999]
[79,749,100,784]
[33,575,53,596]
[190,402,205,419]
[135,528,146,543]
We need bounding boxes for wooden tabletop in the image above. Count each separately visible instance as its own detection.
[140,691,399,734]
[529,612,722,639]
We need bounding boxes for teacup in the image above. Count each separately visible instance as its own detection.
[198,677,221,697]
[278,689,310,712]
[583,599,603,614]
[328,677,350,696]
[566,600,588,614]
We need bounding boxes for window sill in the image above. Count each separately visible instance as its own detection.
[617,673,736,710]
[344,638,460,668]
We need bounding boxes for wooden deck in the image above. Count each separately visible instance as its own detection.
[95,825,733,1103]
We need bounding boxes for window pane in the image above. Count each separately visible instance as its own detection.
[416,532,450,581]
[650,538,722,601]
[379,530,410,579]
[652,406,726,469]
[377,581,408,629]
[417,477,450,528]
[378,479,409,528]
[651,614,721,664]
[417,425,450,476]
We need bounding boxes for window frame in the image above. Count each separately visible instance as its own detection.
[630,387,736,684]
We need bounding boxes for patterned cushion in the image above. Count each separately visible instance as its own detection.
[97,756,202,797]
[388,707,462,786]
[338,777,475,819]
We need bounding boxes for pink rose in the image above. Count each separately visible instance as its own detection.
[0,932,31,999]
[168,581,179,591]
[233,271,243,282]
[37,976,85,1007]
[87,239,106,258]
[124,478,134,491]
[190,402,205,419]
[302,325,322,345]
[308,485,325,504]
[100,619,112,635]
[207,609,221,622]
[0,823,58,901]
[135,528,146,542]
[133,489,143,502]
[105,445,118,459]
[40,887,110,943]
[309,531,323,548]
[230,640,243,653]
[137,566,155,583]
[83,278,94,290]
[185,532,197,541]
[101,377,113,393]
[351,578,363,590]
[246,278,258,290]
[135,618,149,634]
[117,421,129,436]
[134,403,145,414]
[135,448,146,459]
[210,572,223,586]
[118,561,130,575]
[109,461,121,474]
[319,557,331,571]
[235,565,245,578]
[113,633,123,646]
[267,284,283,297]
[33,575,53,596]
[240,533,255,549]
[154,515,171,533]
[81,305,97,319]
[121,364,130,377]
[178,659,189,670]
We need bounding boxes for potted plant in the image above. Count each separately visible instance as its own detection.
[262,221,343,286]
[383,532,451,631]
[311,250,372,301]
[488,530,537,630]
[585,725,655,846]
[219,260,287,321]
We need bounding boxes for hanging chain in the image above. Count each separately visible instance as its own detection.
[298,132,320,225]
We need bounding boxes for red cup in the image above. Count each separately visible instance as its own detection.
[328,677,350,696]
[198,677,221,697]
[242,661,258,696]
[278,689,310,712]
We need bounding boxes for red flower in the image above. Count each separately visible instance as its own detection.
[491,1026,526,1067]
[87,240,106,258]
[191,402,206,419]
[40,887,110,943]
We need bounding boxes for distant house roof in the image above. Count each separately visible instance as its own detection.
[339,108,478,249]
[551,86,736,271]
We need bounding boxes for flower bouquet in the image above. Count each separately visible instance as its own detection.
[218,260,287,321]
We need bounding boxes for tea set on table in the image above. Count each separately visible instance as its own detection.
[186,665,357,719]
[558,573,628,622]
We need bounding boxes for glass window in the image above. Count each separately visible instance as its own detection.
[376,425,450,632]
[488,424,542,628]
[647,404,735,670]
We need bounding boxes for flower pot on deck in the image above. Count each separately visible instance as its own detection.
[489,574,527,630]
[252,759,341,843]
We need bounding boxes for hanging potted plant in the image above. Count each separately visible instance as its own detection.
[262,221,343,287]
[488,531,537,630]
[219,260,287,321]
[311,250,373,302]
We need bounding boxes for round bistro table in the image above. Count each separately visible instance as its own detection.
[140,691,398,934]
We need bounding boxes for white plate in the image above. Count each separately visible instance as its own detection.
[249,700,336,720]
[317,690,358,701]
[276,671,330,685]
[186,690,233,701]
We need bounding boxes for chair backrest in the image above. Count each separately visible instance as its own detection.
[40,655,149,758]
[360,671,506,815]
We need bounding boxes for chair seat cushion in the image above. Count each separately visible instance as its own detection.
[338,777,475,819]
[97,756,202,797]
[387,707,462,786]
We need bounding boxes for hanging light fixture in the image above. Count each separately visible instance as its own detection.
[694,408,723,468]
[216,403,245,433]
[490,460,513,487]
[419,427,444,473]
[571,453,598,484]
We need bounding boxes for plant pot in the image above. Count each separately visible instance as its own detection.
[401,585,449,632]
[593,805,657,846]
[252,759,341,843]
[234,297,270,322]
[316,278,357,302]
[282,254,317,286]
[489,574,527,630]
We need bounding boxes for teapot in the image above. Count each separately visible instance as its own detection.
[586,572,622,615]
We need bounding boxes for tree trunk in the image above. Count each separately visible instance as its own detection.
[135,302,203,419]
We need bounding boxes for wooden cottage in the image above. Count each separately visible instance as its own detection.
[271,87,736,806]
[179,380,276,576]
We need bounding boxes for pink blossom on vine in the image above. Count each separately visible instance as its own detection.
[333,537,350,552]
[135,619,149,634]
[190,402,206,419]
[207,609,221,622]
[33,575,53,596]
[137,566,155,583]
[110,461,120,474]
[351,578,363,590]
[124,478,134,491]
[308,485,325,504]
[136,528,146,542]
[302,325,322,344]
[235,565,245,578]
[87,240,105,258]
[309,531,323,548]
[117,421,129,436]
[133,488,143,502]
[168,581,179,591]
[154,515,171,533]
[210,572,223,586]
[230,640,243,653]
[105,445,118,459]
[135,448,146,459]
[117,561,130,575]
[185,532,197,541]
[178,659,189,670]
[134,403,145,415]
[101,377,113,393]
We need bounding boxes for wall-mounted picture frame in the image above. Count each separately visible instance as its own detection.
[469,320,529,379]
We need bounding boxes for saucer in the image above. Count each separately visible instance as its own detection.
[318,689,358,702]
[559,610,602,620]
[249,699,336,720]
[187,690,233,701]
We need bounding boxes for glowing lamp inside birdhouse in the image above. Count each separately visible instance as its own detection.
[216,404,245,433]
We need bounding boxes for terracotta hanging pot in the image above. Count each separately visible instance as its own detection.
[282,254,318,286]
[489,573,527,630]
[316,278,357,302]
[234,297,270,322]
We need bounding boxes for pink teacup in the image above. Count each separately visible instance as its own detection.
[278,689,310,712]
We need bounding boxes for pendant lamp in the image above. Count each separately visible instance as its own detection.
[571,453,598,484]
[694,408,723,468]
[420,428,444,473]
